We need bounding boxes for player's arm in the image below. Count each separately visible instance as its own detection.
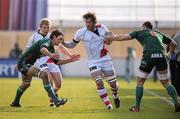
[62,29,81,48]
[104,34,133,45]
[58,44,73,57]
[168,40,177,54]
[40,47,59,60]
[111,34,133,41]
[162,34,177,53]
[61,39,79,48]
[56,54,80,65]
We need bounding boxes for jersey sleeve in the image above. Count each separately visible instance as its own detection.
[101,24,109,32]
[26,35,35,48]
[129,31,138,39]
[40,41,50,49]
[162,35,172,44]
[73,29,83,43]
[156,31,172,45]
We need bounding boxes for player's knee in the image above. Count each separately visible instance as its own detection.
[55,81,61,89]
[160,80,169,88]
[137,77,146,86]
[107,75,117,88]
[53,85,61,92]
[95,76,104,89]
[39,71,48,81]
[158,73,168,80]
[21,82,31,90]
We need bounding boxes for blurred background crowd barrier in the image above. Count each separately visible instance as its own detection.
[0,0,179,78]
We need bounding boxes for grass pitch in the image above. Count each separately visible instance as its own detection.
[0,77,180,119]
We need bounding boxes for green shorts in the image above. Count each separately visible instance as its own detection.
[17,60,32,75]
[139,57,167,73]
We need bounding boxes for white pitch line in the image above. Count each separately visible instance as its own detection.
[145,89,174,106]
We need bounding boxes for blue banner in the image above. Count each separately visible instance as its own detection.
[0,58,19,78]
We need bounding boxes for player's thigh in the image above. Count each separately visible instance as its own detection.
[35,57,49,71]
[101,60,115,77]
[27,65,41,77]
[155,58,168,81]
[48,63,62,85]
[48,63,61,73]
[89,66,102,79]
[156,58,168,72]
[138,58,154,78]
[51,72,62,87]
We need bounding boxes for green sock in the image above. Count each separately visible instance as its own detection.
[44,84,59,103]
[166,84,178,104]
[13,87,25,103]
[136,86,143,108]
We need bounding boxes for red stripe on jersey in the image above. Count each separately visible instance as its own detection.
[95,24,101,28]
[104,100,110,106]
[100,93,108,99]
[100,45,108,57]
[47,58,54,63]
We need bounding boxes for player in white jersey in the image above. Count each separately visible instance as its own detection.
[62,12,120,110]
[25,18,79,107]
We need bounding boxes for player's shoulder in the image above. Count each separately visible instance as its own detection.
[96,24,107,29]
[30,31,44,40]
[76,27,88,34]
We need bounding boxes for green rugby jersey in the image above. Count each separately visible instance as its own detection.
[19,38,55,64]
[129,29,172,58]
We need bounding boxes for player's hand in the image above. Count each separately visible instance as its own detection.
[50,54,60,60]
[70,54,80,62]
[104,36,113,45]
[104,31,114,45]
[69,54,80,58]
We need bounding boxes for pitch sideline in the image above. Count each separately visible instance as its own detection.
[145,89,174,106]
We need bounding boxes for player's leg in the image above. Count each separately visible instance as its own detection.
[102,60,120,108]
[89,66,113,110]
[10,62,33,107]
[48,63,63,107]
[130,58,153,112]
[35,57,60,107]
[28,66,67,107]
[10,74,32,107]
[156,58,180,112]
[48,63,62,93]
[129,75,146,112]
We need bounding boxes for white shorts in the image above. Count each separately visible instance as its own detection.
[137,69,168,80]
[88,59,115,74]
[35,56,61,73]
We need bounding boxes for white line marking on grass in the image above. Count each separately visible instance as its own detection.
[145,89,174,106]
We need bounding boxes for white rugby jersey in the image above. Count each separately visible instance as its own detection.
[26,30,51,48]
[73,24,112,61]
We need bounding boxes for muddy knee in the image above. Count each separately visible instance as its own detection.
[20,81,31,90]
[95,76,104,89]
[38,71,49,83]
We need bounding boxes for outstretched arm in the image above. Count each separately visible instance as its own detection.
[40,47,59,60]
[56,54,80,65]
[113,34,132,41]
[61,39,79,48]
[58,44,73,57]
[104,34,133,45]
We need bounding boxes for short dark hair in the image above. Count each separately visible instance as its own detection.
[142,21,153,29]
[83,12,97,24]
[50,30,64,39]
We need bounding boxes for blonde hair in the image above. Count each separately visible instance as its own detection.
[39,18,52,27]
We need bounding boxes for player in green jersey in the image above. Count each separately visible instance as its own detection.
[104,21,180,112]
[10,30,80,107]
